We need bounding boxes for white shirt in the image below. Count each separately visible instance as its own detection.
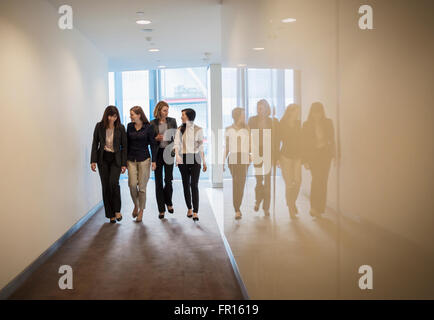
[174,122,204,154]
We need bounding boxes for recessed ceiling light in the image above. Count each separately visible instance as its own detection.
[281,18,296,23]
[136,19,151,25]
[253,47,265,51]
[148,48,160,52]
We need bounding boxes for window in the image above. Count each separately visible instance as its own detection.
[122,70,150,124]
[159,67,209,180]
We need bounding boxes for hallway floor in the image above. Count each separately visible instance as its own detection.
[220,176,434,299]
[9,180,243,300]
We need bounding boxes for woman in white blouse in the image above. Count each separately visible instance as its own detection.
[174,108,207,222]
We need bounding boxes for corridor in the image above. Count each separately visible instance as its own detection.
[10,180,243,300]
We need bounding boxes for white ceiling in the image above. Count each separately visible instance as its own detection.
[47,0,222,71]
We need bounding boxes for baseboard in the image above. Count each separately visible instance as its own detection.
[0,201,103,300]
[205,188,250,300]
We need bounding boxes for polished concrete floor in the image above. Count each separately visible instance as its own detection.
[9,180,244,300]
[219,175,434,299]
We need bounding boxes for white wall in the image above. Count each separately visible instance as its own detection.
[338,0,434,250]
[0,0,108,290]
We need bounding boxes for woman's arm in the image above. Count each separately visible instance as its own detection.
[120,125,128,170]
[174,127,182,165]
[198,128,207,171]
[90,122,100,167]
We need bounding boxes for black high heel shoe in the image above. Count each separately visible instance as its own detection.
[158,212,165,219]
[110,218,116,224]
[115,213,123,222]
[167,205,174,214]
[192,213,199,222]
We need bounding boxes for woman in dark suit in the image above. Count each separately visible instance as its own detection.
[91,105,128,223]
[149,101,178,219]
[302,102,336,218]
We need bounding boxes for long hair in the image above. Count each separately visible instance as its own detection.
[280,104,301,128]
[232,107,247,128]
[257,99,271,117]
[130,106,149,124]
[307,102,326,122]
[153,100,169,120]
[101,105,121,129]
[180,108,196,135]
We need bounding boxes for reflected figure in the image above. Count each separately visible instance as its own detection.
[224,108,250,220]
[302,102,336,217]
[277,104,302,219]
[248,99,279,216]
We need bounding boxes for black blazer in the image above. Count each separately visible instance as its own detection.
[247,115,280,161]
[90,121,128,167]
[149,117,178,155]
[301,118,336,164]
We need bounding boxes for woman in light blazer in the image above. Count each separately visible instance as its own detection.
[91,105,127,223]
[174,108,207,222]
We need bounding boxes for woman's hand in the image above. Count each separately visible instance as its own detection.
[155,134,163,142]
[151,162,157,171]
[121,166,127,174]
[176,154,183,166]
[91,163,97,172]
[202,163,207,172]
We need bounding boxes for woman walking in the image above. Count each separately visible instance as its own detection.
[149,101,178,219]
[174,108,207,222]
[302,102,336,218]
[90,106,127,223]
[247,99,279,216]
[277,104,303,219]
[223,107,250,220]
[127,106,156,223]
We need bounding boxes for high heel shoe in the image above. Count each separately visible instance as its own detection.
[115,213,123,222]
[187,210,193,218]
[110,218,116,223]
[136,210,143,222]
[158,212,165,219]
[192,213,199,222]
[167,205,174,214]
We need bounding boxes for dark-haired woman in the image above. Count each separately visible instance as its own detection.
[302,102,336,218]
[91,106,127,223]
[149,101,177,220]
[127,106,156,223]
[223,107,250,220]
[174,108,207,222]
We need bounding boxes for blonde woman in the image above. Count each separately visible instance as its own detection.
[149,101,178,219]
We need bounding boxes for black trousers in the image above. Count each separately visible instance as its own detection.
[254,164,271,211]
[178,153,201,213]
[228,163,248,212]
[154,147,174,213]
[97,151,121,218]
[309,148,332,214]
